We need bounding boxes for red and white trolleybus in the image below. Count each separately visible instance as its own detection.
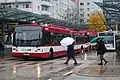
[12,24,90,60]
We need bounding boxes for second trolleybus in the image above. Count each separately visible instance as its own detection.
[98,31,116,51]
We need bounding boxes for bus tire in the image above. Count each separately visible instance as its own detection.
[49,47,53,60]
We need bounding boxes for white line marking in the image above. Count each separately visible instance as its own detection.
[63,71,73,76]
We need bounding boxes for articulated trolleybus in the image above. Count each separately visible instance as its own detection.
[98,31,116,50]
[12,24,90,60]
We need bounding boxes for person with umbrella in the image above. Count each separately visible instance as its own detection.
[64,42,77,65]
[0,40,4,57]
[60,37,77,65]
[96,39,108,65]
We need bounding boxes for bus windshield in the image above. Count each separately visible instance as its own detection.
[99,32,114,47]
[13,27,42,46]
[99,32,113,36]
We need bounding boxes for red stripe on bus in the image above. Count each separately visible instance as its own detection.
[12,51,67,59]
[12,52,49,58]
[12,49,82,59]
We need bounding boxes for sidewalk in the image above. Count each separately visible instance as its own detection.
[65,52,120,80]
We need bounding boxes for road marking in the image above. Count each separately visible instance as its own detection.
[63,71,73,76]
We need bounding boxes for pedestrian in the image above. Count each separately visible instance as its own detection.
[96,39,108,65]
[96,39,101,61]
[0,40,4,51]
[49,47,53,60]
[0,40,4,57]
[64,43,77,65]
[81,45,84,53]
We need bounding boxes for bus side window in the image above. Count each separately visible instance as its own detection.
[43,31,51,44]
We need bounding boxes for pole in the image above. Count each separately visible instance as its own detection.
[116,21,118,32]
[76,0,79,24]
[1,21,6,57]
[1,21,5,43]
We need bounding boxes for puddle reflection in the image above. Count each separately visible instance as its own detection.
[12,65,17,78]
[99,66,107,75]
[84,53,87,60]
[37,64,41,79]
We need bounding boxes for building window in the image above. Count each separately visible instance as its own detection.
[9,5,11,8]
[56,3,58,6]
[87,2,90,5]
[41,5,49,11]
[80,14,84,17]
[80,8,84,11]
[80,19,84,23]
[25,4,29,8]
[80,3,84,5]
[87,19,89,22]
[16,5,19,8]
[87,8,90,10]
[38,6,40,10]
[87,14,90,16]
[41,0,50,1]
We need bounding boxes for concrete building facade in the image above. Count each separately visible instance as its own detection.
[0,0,76,21]
[0,0,104,24]
[78,0,103,24]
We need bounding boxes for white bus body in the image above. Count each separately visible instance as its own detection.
[98,31,116,50]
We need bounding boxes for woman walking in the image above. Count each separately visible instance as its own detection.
[96,39,108,65]
[64,43,77,65]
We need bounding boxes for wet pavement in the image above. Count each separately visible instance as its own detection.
[65,52,120,80]
[0,51,120,80]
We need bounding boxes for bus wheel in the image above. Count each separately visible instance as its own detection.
[49,47,53,60]
[23,58,28,61]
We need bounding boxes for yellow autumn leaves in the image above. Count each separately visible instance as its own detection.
[88,11,107,32]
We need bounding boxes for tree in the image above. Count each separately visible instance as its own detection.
[63,4,79,26]
[88,11,107,32]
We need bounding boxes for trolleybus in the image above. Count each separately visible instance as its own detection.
[98,31,116,50]
[12,24,91,60]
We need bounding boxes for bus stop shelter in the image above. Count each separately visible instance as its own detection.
[0,8,72,57]
[0,8,86,43]
[0,8,72,43]
[95,2,120,30]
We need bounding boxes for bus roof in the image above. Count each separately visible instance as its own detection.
[15,26,41,32]
[17,24,40,27]
[42,25,70,34]
[42,25,79,35]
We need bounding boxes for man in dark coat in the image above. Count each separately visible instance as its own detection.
[0,41,4,51]
[0,40,4,57]
[97,39,108,65]
[64,43,77,65]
